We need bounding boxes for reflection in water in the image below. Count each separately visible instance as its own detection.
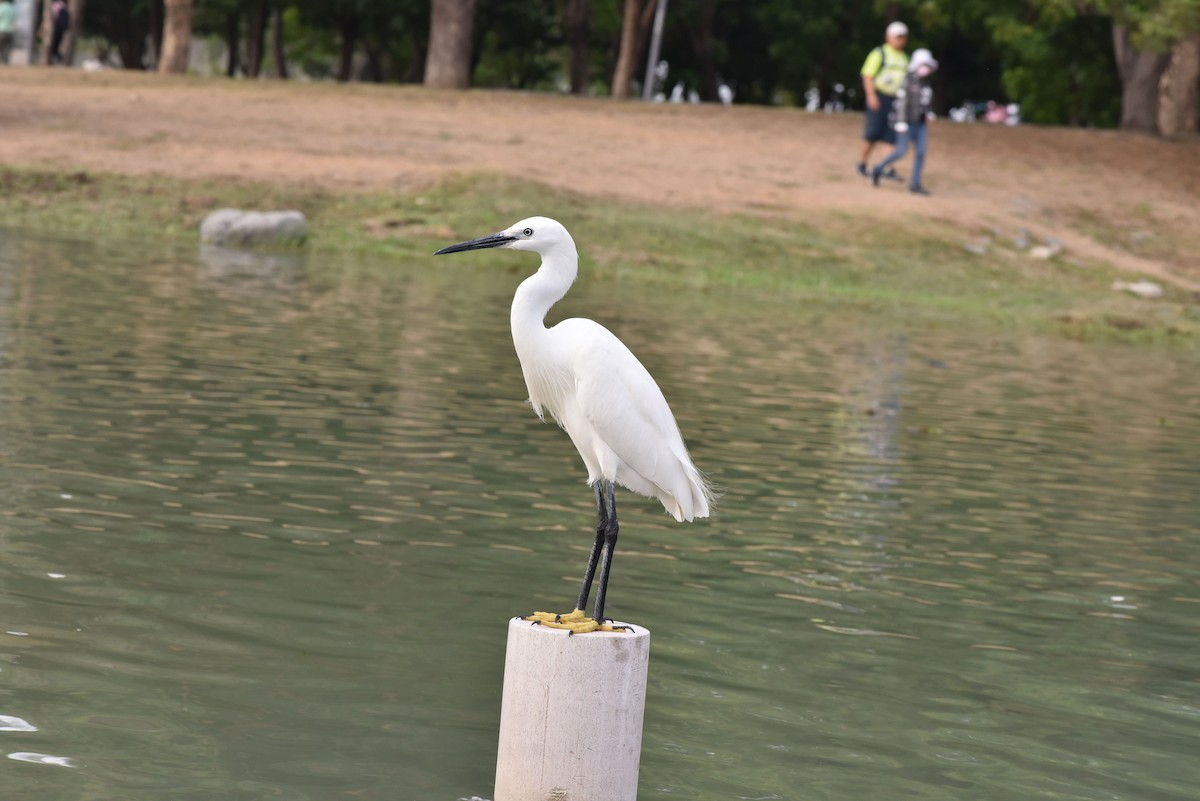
[0,715,39,732]
[8,751,78,767]
[0,233,1198,801]
[197,244,305,294]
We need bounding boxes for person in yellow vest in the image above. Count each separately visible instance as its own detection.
[856,21,910,178]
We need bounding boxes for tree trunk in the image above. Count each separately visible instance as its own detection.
[150,0,164,67]
[611,0,656,99]
[1158,33,1199,138]
[402,39,428,83]
[111,11,149,70]
[611,0,641,98]
[271,5,287,79]
[246,0,268,77]
[565,0,590,95]
[38,1,50,65]
[337,13,359,81]
[425,0,476,89]
[158,0,193,74]
[687,0,719,101]
[63,0,87,66]
[364,39,384,82]
[1113,23,1172,134]
[225,10,241,77]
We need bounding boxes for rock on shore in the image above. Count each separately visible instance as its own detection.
[200,209,308,247]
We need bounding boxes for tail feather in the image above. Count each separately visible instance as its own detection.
[661,461,715,522]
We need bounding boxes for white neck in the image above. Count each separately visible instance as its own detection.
[510,239,578,351]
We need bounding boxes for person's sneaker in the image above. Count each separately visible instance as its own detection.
[856,162,868,177]
[909,184,931,196]
[884,168,904,182]
[871,166,883,187]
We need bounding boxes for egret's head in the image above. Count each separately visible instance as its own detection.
[434,216,572,257]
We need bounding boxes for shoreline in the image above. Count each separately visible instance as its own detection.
[1,68,1197,344]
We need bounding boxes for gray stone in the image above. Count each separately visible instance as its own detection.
[200,208,308,247]
[1029,238,1065,260]
[1011,227,1031,250]
[1111,280,1164,299]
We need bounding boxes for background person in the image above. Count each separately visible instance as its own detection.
[871,48,939,196]
[47,0,69,65]
[856,21,910,178]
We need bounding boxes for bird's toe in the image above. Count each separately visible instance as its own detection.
[521,608,628,634]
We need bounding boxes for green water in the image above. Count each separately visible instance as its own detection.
[1,233,1197,801]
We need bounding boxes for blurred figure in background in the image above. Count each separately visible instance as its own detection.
[871,48,939,196]
[47,0,69,65]
[0,0,15,64]
[856,21,909,179]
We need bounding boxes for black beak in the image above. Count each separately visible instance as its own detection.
[434,232,516,255]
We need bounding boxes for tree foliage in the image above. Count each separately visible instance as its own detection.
[74,0,1199,131]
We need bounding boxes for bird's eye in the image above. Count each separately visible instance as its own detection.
[522,227,533,237]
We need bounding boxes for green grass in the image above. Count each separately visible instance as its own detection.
[1,166,1196,345]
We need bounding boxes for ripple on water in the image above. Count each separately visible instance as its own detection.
[1,236,1198,800]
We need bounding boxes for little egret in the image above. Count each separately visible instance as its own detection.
[435,217,712,633]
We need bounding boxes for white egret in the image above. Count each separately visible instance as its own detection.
[435,217,713,633]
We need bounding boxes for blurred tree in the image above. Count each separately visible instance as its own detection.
[1090,0,1200,132]
[612,0,656,98]
[679,0,718,100]
[288,0,361,80]
[335,6,358,81]
[1113,19,1171,131]
[150,0,163,63]
[426,0,476,87]
[987,6,1121,127]
[575,1,622,95]
[894,0,1122,124]
[565,0,590,94]
[191,0,234,70]
[271,3,287,77]
[1159,32,1199,135]
[63,0,88,65]
[83,0,153,68]
[472,0,559,89]
[755,0,878,107]
[158,0,192,73]
[70,0,1191,133]
[246,0,269,77]
[376,1,431,82]
[225,7,240,76]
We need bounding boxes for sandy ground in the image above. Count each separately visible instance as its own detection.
[3,68,1198,288]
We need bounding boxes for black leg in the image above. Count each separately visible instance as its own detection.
[574,483,608,612]
[592,481,619,623]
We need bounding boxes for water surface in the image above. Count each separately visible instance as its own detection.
[1,233,1198,800]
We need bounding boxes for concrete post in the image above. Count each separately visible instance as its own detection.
[494,618,651,801]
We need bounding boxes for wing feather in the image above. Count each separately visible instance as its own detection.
[553,318,710,520]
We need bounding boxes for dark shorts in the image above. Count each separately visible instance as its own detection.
[863,94,897,144]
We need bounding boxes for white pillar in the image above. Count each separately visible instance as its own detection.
[494,618,651,801]
[640,0,669,101]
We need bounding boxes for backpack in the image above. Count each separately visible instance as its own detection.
[869,46,885,77]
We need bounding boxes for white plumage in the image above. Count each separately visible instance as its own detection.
[435,216,711,628]
[506,219,711,521]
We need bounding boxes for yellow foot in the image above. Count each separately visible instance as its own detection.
[520,608,631,634]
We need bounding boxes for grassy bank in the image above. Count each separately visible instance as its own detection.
[1,166,1196,344]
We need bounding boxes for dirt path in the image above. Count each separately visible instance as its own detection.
[3,68,1198,288]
